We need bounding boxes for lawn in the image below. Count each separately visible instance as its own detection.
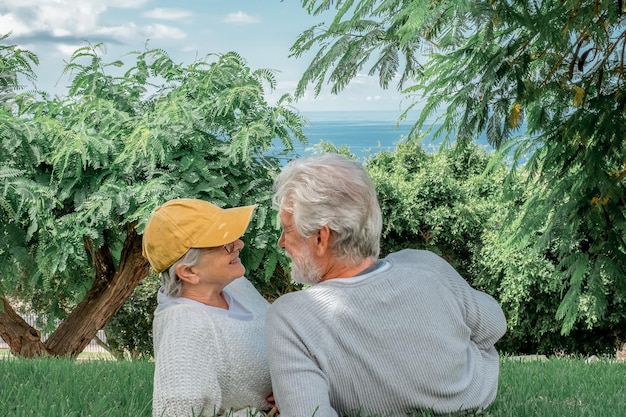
[485,356,625,417]
[0,354,624,416]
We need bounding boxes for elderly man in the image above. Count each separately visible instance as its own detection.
[265,154,507,417]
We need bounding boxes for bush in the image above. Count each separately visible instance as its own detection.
[366,139,505,281]
[105,273,160,359]
[474,200,626,356]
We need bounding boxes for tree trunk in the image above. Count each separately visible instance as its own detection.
[45,224,150,357]
[0,297,49,358]
[0,223,150,358]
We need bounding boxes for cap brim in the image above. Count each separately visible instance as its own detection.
[191,204,257,248]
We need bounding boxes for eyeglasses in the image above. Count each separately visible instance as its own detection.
[222,241,236,254]
[207,241,236,255]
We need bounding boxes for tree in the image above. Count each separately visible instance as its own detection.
[291,0,626,337]
[0,33,38,105]
[0,39,306,358]
[0,34,45,357]
[474,187,626,355]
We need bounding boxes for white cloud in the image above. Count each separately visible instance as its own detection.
[0,14,29,37]
[56,43,84,58]
[9,1,107,36]
[97,22,187,41]
[141,24,187,40]
[352,74,382,86]
[144,8,193,21]
[106,0,149,8]
[94,22,140,39]
[222,11,259,24]
[1,0,182,43]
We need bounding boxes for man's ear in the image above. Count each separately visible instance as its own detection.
[314,225,332,256]
[175,262,199,285]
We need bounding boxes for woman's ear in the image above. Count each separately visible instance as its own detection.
[175,262,199,285]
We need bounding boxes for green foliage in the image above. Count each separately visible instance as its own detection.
[292,0,626,338]
[474,200,626,355]
[292,0,423,97]
[365,139,506,280]
[0,38,305,331]
[0,33,38,104]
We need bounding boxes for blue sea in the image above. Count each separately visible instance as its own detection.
[284,110,490,161]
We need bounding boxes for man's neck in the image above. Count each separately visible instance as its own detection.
[320,257,377,281]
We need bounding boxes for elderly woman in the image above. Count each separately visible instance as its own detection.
[142,198,273,417]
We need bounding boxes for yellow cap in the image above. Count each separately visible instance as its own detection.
[142,198,256,273]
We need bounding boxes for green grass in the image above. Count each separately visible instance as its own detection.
[0,348,114,361]
[0,356,153,416]
[486,356,626,417]
[0,355,624,417]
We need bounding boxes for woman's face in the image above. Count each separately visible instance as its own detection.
[192,239,246,287]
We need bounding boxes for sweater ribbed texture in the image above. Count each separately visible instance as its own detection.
[152,277,272,417]
[265,249,507,417]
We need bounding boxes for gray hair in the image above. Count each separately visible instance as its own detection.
[160,248,205,297]
[273,153,382,265]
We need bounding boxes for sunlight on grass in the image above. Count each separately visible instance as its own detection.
[487,356,626,417]
[0,356,153,416]
[0,356,624,416]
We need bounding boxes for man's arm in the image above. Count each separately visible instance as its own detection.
[428,250,507,349]
[265,300,339,417]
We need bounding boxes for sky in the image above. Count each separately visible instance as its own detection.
[0,0,410,113]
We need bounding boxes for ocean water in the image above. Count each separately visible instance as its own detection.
[287,110,489,161]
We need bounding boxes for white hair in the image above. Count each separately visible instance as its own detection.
[160,248,204,297]
[273,153,382,265]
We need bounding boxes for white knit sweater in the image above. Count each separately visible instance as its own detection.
[152,277,271,417]
[265,249,507,417]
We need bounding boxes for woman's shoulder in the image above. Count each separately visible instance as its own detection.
[225,277,270,306]
[226,276,257,293]
[154,302,212,325]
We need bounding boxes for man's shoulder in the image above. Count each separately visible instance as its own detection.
[269,288,309,309]
[268,286,333,315]
[386,248,445,264]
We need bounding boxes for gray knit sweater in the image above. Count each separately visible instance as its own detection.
[152,277,272,417]
[265,249,507,417]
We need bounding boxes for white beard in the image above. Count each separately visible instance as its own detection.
[289,251,323,285]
